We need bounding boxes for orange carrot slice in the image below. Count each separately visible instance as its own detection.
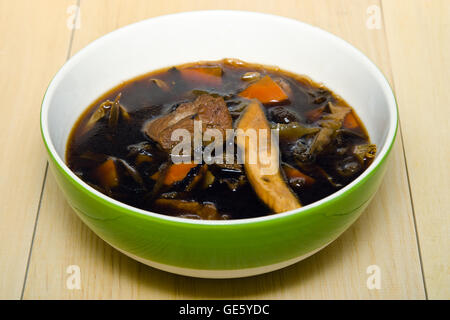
[180,66,223,86]
[95,159,119,188]
[343,112,359,129]
[151,163,197,185]
[239,75,289,104]
[306,106,325,122]
[282,164,315,186]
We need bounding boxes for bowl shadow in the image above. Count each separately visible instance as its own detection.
[70,205,369,299]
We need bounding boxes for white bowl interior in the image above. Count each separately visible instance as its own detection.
[42,11,397,223]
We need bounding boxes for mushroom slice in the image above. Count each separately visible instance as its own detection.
[82,93,129,134]
[353,143,377,165]
[82,104,107,134]
[236,100,301,213]
[116,158,144,185]
[273,77,293,99]
[108,97,120,129]
[110,93,130,122]
[153,199,223,220]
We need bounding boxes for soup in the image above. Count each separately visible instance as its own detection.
[67,59,376,220]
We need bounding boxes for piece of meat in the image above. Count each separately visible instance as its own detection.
[143,94,232,151]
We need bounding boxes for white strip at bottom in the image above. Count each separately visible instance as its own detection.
[109,241,332,279]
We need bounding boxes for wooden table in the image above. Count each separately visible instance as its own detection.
[0,0,448,300]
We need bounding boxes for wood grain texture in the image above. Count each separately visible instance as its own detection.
[21,0,426,299]
[0,0,75,299]
[382,0,450,299]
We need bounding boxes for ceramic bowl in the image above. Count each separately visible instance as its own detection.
[41,11,397,278]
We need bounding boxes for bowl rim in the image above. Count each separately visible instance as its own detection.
[40,10,398,226]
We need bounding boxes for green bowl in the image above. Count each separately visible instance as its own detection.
[41,11,398,278]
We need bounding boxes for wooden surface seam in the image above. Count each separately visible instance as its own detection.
[0,0,78,299]
[19,0,80,299]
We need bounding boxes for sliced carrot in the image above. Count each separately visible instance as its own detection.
[151,163,197,186]
[306,106,325,122]
[282,164,315,186]
[150,171,160,180]
[94,159,119,188]
[164,163,197,185]
[343,112,359,129]
[180,66,223,86]
[239,75,289,104]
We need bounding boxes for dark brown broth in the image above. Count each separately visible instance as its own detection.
[67,59,374,219]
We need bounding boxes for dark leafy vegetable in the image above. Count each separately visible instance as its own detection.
[273,122,320,140]
[353,143,377,164]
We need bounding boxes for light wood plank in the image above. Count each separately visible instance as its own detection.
[23,0,425,299]
[382,0,450,299]
[0,0,75,299]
